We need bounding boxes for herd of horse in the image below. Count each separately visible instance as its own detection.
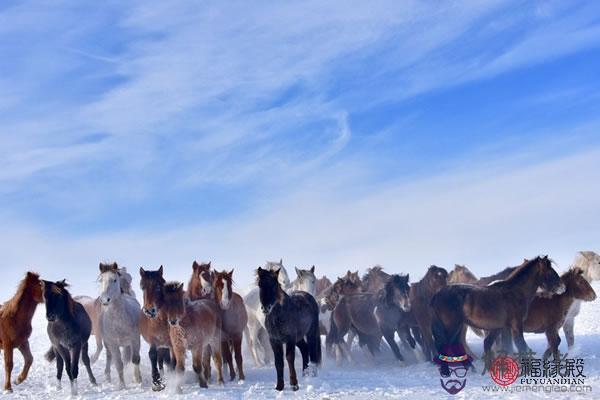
[0,251,599,394]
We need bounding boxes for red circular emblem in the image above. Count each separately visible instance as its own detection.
[490,356,519,386]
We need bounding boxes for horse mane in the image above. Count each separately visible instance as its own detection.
[1,272,39,317]
[362,265,385,286]
[505,256,544,282]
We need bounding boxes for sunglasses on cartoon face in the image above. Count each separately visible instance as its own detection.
[439,366,467,378]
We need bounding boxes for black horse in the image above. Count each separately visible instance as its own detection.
[42,280,96,395]
[257,267,321,391]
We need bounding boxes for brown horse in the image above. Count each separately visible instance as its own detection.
[476,265,518,286]
[410,265,448,361]
[0,272,44,392]
[431,256,565,372]
[139,266,174,391]
[213,269,248,382]
[361,265,391,294]
[524,268,596,359]
[162,281,224,393]
[315,275,332,297]
[448,265,478,284]
[187,261,213,300]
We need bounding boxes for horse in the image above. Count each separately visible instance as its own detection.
[244,259,290,367]
[448,265,478,284]
[98,263,142,388]
[410,265,448,361]
[74,262,137,364]
[290,266,317,295]
[42,279,97,395]
[476,266,518,286]
[162,282,224,393]
[257,267,321,391]
[139,266,174,391]
[563,251,600,348]
[524,267,596,359]
[213,269,248,381]
[315,275,332,297]
[0,271,44,392]
[361,265,391,294]
[187,261,214,301]
[374,274,413,362]
[431,256,565,372]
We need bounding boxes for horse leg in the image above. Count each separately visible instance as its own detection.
[398,325,416,349]
[104,344,112,383]
[544,329,561,360]
[131,336,142,384]
[296,339,309,375]
[81,342,97,386]
[56,345,72,383]
[111,345,126,389]
[149,345,163,391]
[211,342,225,385]
[69,343,81,395]
[91,333,103,364]
[202,345,212,383]
[482,330,501,375]
[173,345,186,394]
[3,344,14,392]
[459,325,478,361]
[259,327,272,365]
[270,340,284,391]
[510,320,530,354]
[285,341,299,391]
[233,335,245,381]
[346,330,356,349]
[244,325,262,367]
[382,328,404,363]
[563,317,575,349]
[55,350,64,389]
[15,341,33,385]
[192,347,208,388]
[221,340,235,381]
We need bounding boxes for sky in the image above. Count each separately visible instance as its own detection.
[1,0,600,298]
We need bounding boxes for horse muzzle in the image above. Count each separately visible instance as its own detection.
[168,319,179,327]
[143,307,157,318]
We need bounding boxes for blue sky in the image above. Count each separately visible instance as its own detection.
[1,1,600,296]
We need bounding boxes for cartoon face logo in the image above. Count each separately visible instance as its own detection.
[434,344,472,395]
[439,364,468,394]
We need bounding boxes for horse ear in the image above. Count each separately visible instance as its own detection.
[56,279,68,288]
[207,261,212,268]
[310,265,315,274]
[279,258,283,265]
[295,267,301,276]
[192,261,199,270]
[406,274,410,282]
[228,269,234,277]
[139,267,145,276]
[177,282,184,291]
[158,265,164,276]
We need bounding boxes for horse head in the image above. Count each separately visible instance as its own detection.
[257,267,284,314]
[425,265,448,292]
[382,274,411,312]
[191,261,213,298]
[535,256,565,295]
[99,268,123,306]
[214,269,234,310]
[294,266,316,295]
[565,268,597,302]
[42,279,73,322]
[162,282,185,326]
[139,265,165,318]
[448,265,478,284]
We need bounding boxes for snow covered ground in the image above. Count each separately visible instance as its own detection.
[2,283,600,399]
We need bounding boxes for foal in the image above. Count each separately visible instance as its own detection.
[0,272,44,392]
[139,266,173,391]
[42,280,96,395]
[257,267,321,391]
[213,270,248,381]
[162,282,224,393]
[524,268,596,359]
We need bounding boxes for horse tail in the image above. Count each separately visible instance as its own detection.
[308,305,322,366]
[45,347,56,362]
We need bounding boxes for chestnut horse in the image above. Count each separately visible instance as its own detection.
[187,261,214,300]
[213,269,248,381]
[0,272,44,392]
[448,265,478,285]
[315,275,332,297]
[257,267,321,391]
[139,266,173,391]
[431,256,565,372]
[524,267,596,359]
[162,282,224,393]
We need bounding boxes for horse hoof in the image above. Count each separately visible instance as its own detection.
[3,388,13,394]
[152,382,165,392]
[291,384,299,391]
[275,384,284,391]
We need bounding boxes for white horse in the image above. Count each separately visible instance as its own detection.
[98,267,142,389]
[289,266,317,295]
[563,251,600,348]
[243,259,291,366]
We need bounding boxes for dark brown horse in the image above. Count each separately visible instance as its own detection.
[257,267,321,391]
[188,261,214,300]
[431,256,565,372]
[374,274,412,362]
[0,272,44,392]
[448,265,478,284]
[524,268,596,359]
[410,265,448,361]
[361,265,391,294]
[315,275,332,297]
[162,282,224,393]
[139,266,173,391]
[213,269,248,382]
